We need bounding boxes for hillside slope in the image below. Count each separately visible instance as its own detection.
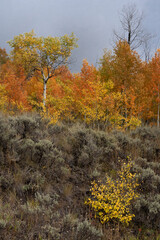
[0,114,160,239]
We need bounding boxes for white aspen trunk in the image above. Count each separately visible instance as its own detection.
[41,68,49,107]
[43,80,47,107]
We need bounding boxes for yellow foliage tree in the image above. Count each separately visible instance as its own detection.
[0,84,8,112]
[85,158,139,226]
[73,60,113,126]
[8,30,78,106]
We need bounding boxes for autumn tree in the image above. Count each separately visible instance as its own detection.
[45,67,76,123]
[99,41,144,128]
[71,60,112,127]
[0,84,8,112]
[0,62,30,113]
[112,41,143,91]
[8,30,78,106]
[0,48,8,66]
[100,41,143,91]
[85,158,139,228]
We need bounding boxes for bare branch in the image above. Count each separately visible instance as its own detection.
[114,3,152,51]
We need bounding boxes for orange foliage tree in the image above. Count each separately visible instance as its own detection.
[99,41,144,129]
[72,60,111,127]
[0,62,31,113]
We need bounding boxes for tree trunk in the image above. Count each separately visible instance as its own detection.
[43,80,47,106]
[128,30,131,46]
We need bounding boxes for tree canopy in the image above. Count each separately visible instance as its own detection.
[8,30,78,105]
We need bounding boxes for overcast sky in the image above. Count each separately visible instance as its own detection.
[0,0,160,72]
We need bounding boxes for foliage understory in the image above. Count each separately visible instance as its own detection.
[0,113,160,239]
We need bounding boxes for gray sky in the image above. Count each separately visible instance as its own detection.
[0,0,160,72]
